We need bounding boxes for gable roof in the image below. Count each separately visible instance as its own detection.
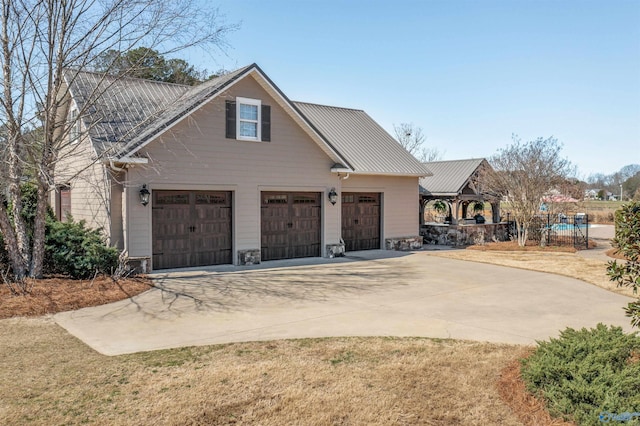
[419,158,488,196]
[294,102,429,176]
[66,64,431,176]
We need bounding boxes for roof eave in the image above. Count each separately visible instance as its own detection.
[348,170,431,177]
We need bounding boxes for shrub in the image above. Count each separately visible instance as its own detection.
[44,218,119,279]
[521,324,640,425]
[608,202,640,327]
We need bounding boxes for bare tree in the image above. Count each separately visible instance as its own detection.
[0,0,236,281]
[482,135,575,246]
[393,122,443,162]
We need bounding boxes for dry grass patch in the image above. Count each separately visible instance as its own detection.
[0,276,152,319]
[0,318,533,425]
[428,249,635,298]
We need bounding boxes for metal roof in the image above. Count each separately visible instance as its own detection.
[294,102,431,176]
[419,158,488,196]
[65,66,252,158]
[65,70,189,157]
[67,64,432,176]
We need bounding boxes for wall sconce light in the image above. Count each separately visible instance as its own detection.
[328,188,338,205]
[139,184,150,206]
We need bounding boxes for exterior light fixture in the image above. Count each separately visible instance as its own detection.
[139,184,150,206]
[328,188,338,205]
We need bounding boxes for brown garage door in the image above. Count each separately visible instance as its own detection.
[261,192,321,261]
[152,191,232,269]
[342,192,380,251]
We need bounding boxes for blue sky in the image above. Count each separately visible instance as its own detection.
[188,0,640,178]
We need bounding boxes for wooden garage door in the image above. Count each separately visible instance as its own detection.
[342,192,380,251]
[152,191,232,269]
[261,192,321,261]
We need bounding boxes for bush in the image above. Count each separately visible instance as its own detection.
[44,218,119,279]
[608,202,640,327]
[521,324,640,425]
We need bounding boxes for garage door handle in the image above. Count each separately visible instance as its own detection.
[287,223,293,228]
[354,219,359,224]
[189,226,196,232]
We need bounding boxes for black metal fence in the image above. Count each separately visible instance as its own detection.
[505,213,590,249]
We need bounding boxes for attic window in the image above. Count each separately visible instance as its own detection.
[69,109,80,143]
[225,98,271,142]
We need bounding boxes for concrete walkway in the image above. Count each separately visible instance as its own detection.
[576,224,615,262]
[54,249,634,355]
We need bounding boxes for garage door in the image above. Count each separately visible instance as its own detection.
[341,192,380,251]
[152,191,232,269]
[261,192,321,261]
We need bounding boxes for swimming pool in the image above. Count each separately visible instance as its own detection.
[551,223,590,231]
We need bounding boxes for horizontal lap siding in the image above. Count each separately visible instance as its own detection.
[127,76,340,260]
[341,175,419,240]
[54,136,114,243]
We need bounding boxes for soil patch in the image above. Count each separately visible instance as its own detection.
[0,276,152,319]
[605,247,629,260]
[497,350,575,426]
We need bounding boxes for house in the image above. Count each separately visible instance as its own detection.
[53,64,431,270]
[419,158,500,224]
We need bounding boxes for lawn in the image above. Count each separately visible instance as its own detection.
[0,318,532,425]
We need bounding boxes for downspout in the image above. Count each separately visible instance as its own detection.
[109,159,125,173]
[107,159,128,255]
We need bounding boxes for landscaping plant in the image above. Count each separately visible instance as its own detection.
[608,201,640,327]
[0,184,119,282]
[44,218,119,279]
[521,324,640,426]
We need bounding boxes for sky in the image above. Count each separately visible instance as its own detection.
[186,0,640,178]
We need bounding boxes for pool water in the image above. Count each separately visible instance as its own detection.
[552,223,590,231]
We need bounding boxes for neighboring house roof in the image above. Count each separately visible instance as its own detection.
[419,158,488,196]
[294,102,429,176]
[65,64,431,176]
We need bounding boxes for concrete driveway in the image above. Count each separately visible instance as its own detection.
[54,250,635,355]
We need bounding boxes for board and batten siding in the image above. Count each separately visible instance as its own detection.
[125,75,341,266]
[341,175,420,242]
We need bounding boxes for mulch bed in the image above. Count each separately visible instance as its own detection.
[496,351,576,426]
[0,275,153,319]
[467,241,578,253]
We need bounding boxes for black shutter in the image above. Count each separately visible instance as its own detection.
[261,105,271,142]
[225,100,236,139]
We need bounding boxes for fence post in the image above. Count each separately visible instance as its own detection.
[547,213,551,246]
[585,213,589,250]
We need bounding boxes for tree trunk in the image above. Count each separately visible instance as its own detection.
[29,185,49,278]
[0,207,28,280]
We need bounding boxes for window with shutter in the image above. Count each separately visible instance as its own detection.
[226,97,271,142]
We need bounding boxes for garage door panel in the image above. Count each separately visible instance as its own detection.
[153,191,232,269]
[342,192,380,252]
[261,192,321,261]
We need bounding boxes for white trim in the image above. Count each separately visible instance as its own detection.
[118,157,149,164]
[69,108,80,144]
[236,97,261,141]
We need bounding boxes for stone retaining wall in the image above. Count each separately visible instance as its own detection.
[420,223,510,246]
[385,236,423,251]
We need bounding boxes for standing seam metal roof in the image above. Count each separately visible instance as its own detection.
[419,158,487,196]
[67,65,432,176]
[293,102,431,176]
